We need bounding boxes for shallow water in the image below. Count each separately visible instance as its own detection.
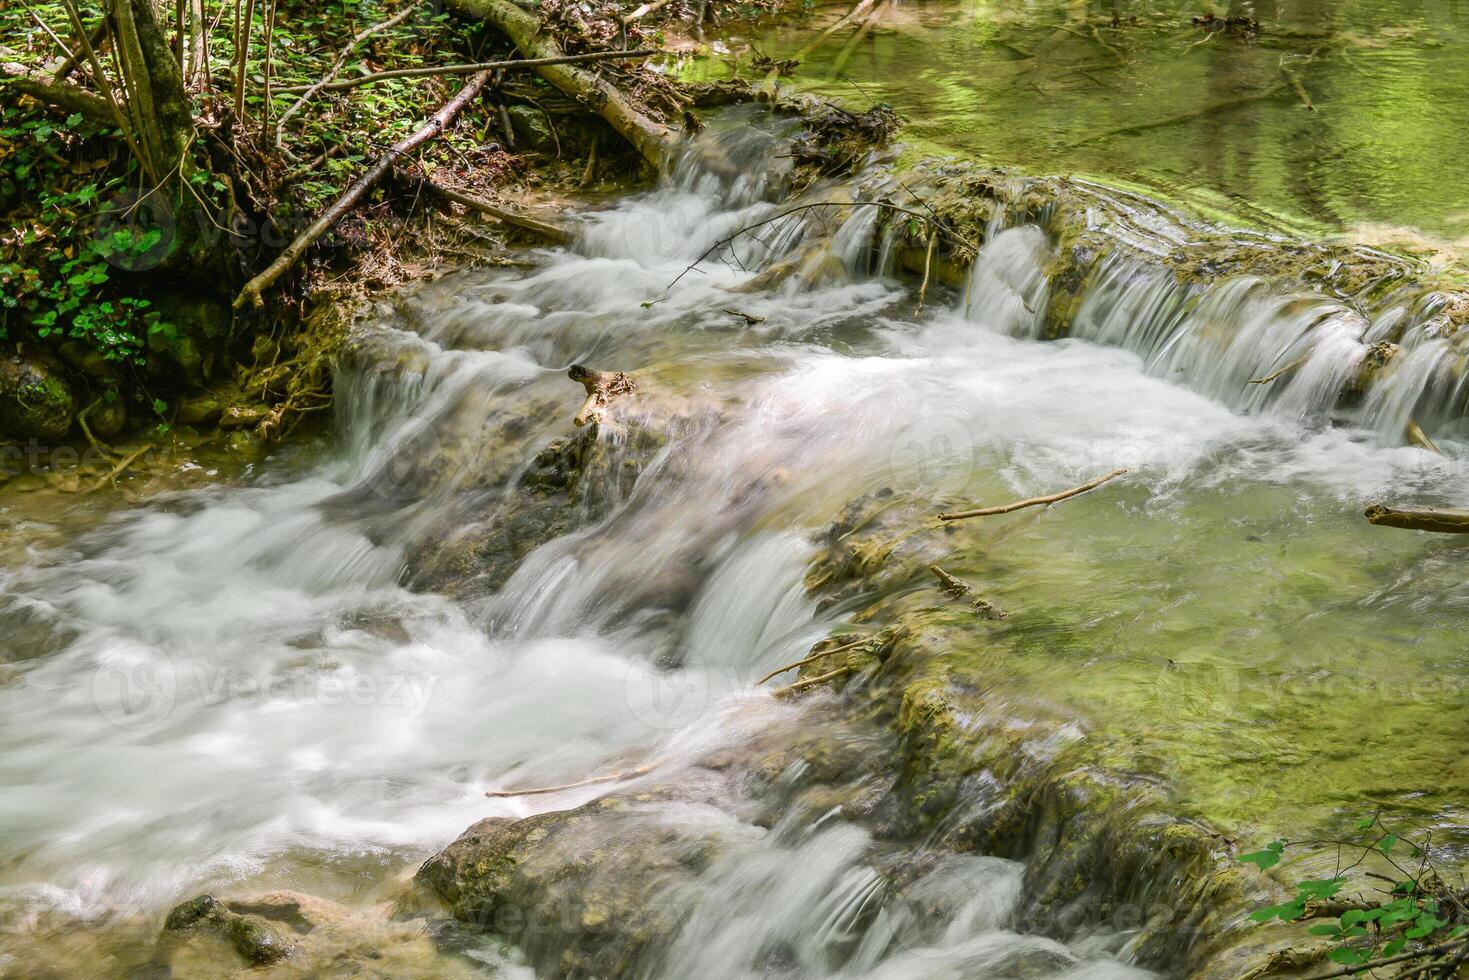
[2,108,1467,974]
[696,0,1469,249]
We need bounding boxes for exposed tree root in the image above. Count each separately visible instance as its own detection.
[939,468,1129,522]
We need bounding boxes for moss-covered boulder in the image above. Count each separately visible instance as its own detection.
[0,350,75,440]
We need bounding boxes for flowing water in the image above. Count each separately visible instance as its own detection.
[2,109,1468,975]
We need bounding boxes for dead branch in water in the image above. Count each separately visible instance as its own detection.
[765,0,882,87]
[1406,419,1441,454]
[939,468,1129,522]
[1364,505,1469,534]
[774,665,850,697]
[663,201,976,295]
[84,443,153,493]
[234,71,492,309]
[827,0,887,79]
[568,364,637,427]
[485,760,661,797]
[929,564,1009,619]
[274,49,659,95]
[1246,352,1308,385]
[757,635,870,685]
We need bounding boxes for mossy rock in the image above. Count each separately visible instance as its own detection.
[0,351,75,440]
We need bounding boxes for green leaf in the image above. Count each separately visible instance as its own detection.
[1328,948,1372,967]
[151,398,167,417]
[1379,834,1398,856]
[1238,841,1285,870]
[1296,878,1344,901]
[1307,924,1341,937]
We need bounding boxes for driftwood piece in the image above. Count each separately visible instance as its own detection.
[446,0,678,170]
[568,364,637,427]
[234,70,492,309]
[939,468,1129,522]
[774,665,849,698]
[1364,505,1469,534]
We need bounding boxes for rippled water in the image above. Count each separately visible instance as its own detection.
[2,108,1467,974]
[698,0,1469,248]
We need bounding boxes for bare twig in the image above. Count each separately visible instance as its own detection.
[485,760,661,797]
[273,49,658,94]
[234,70,492,309]
[275,2,418,146]
[1246,352,1308,385]
[774,665,850,697]
[757,635,869,685]
[939,468,1129,522]
[84,442,153,493]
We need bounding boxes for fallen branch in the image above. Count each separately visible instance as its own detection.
[939,468,1129,522]
[0,70,115,123]
[1246,352,1308,385]
[722,308,766,324]
[766,0,882,87]
[234,70,492,310]
[1364,505,1469,534]
[757,635,869,685]
[622,0,677,25]
[568,363,637,427]
[774,665,849,697]
[485,760,660,797]
[1300,938,1469,980]
[827,0,886,79]
[273,49,659,95]
[664,200,975,294]
[1406,419,1441,454]
[84,442,153,493]
[446,0,678,170]
[418,177,575,244]
[1069,83,1286,147]
[275,2,419,146]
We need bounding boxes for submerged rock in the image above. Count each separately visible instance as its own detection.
[161,894,293,966]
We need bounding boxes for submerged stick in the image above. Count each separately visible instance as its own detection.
[1246,352,1308,385]
[84,442,153,493]
[485,760,660,797]
[1364,505,1469,534]
[234,70,492,309]
[939,468,1129,522]
[757,635,869,685]
[774,665,849,697]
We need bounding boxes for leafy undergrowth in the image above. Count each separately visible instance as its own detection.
[1239,816,1469,975]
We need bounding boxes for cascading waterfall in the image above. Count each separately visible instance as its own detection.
[3,108,1468,978]
[960,229,1469,446]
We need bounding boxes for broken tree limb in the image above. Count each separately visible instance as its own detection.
[233,70,492,310]
[774,665,850,697]
[485,760,661,797]
[827,0,886,79]
[416,177,575,244]
[757,635,869,685]
[939,468,1129,522]
[1406,419,1441,454]
[622,0,678,25]
[1364,505,1469,534]
[445,0,678,171]
[568,364,637,427]
[273,49,659,95]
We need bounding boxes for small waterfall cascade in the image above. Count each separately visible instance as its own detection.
[960,228,1469,447]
